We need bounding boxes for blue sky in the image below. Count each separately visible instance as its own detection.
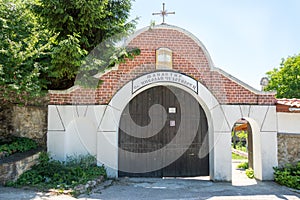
[129,0,300,90]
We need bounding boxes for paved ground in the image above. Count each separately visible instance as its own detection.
[0,163,299,200]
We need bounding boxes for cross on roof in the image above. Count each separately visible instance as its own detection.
[152,3,175,24]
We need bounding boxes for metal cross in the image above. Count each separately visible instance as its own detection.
[152,3,175,24]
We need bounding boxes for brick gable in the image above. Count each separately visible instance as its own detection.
[49,25,275,105]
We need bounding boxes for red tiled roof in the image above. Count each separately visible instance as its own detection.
[276,98,300,108]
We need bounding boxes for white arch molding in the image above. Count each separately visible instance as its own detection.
[97,71,232,181]
[241,117,263,180]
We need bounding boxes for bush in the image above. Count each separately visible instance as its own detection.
[7,152,107,193]
[235,142,247,152]
[0,137,38,156]
[273,162,300,190]
[237,162,249,169]
[246,168,254,179]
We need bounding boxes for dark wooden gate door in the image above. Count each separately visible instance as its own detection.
[118,86,209,177]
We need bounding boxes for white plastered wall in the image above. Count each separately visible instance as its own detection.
[47,105,106,161]
[48,77,229,180]
[47,72,277,181]
[222,105,278,180]
[277,112,300,134]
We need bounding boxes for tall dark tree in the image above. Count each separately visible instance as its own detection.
[33,0,137,89]
[0,0,53,104]
[0,0,138,104]
[264,53,300,98]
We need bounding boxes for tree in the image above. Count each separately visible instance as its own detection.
[0,0,138,104]
[33,0,137,89]
[264,54,300,98]
[0,0,53,104]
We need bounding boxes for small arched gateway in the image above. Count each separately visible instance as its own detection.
[48,24,278,181]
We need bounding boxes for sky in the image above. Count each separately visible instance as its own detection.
[129,0,300,90]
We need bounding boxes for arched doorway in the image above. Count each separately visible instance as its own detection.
[232,119,253,169]
[118,85,209,177]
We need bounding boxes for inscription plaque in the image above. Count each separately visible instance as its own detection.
[132,71,198,94]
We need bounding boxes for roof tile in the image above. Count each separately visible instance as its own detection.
[276,98,300,108]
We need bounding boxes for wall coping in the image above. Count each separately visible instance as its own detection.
[213,68,276,95]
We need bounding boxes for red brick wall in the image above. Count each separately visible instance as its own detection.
[49,26,275,105]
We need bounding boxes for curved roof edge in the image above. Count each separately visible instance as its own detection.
[213,67,276,95]
[127,24,275,95]
[49,24,275,96]
[125,24,216,70]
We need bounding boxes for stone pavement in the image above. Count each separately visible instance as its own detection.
[0,163,299,200]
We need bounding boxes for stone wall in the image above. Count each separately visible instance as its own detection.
[0,104,47,146]
[277,133,300,167]
[11,105,47,145]
[0,150,40,185]
[0,103,13,140]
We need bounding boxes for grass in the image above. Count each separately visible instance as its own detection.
[232,152,247,160]
[236,145,247,152]
[232,143,247,152]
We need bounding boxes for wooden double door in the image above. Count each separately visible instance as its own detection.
[118,86,209,177]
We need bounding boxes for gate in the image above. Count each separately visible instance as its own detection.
[118,86,209,177]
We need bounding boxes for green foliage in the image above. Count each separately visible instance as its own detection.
[265,53,300,98]
[8,152,107,192]
[0,0,138,101]
[33,0,138,89]
[232,153,247,160]
[236,131,247,140]
[273,162,300,190]
[50,34,88,80]
[237,162,249,169]
[33,0,136,52]
[232,142,247,152]
[0,137,38,156]
[0,0,53,104]
[246,168,254,179]
[75,46,140,88]
[232,129,248,152]
[38,151,50,164]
